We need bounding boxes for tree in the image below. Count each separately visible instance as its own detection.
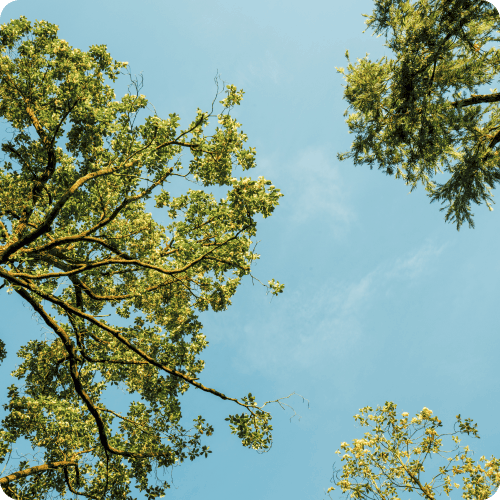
[336,0,500,230]
[326,402,500,500]
[0,16,301,499]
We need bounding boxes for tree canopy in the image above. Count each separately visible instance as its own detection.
[326,402,500,500]
[336,0,500,229]
[0,16,297,499]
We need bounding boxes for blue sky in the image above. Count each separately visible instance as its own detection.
[0,0,499,499]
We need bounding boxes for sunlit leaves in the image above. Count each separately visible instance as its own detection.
[0,15,287,499]
[337,0,500,229]
[326,402,500,500]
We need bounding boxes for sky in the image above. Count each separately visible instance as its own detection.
[0,0,499,499]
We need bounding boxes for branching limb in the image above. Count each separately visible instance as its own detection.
[0,126,164,265]
[12,285,178,462]
[6,226,250,284]
[0,460,80,487]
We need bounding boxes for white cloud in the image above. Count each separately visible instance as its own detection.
[386,240,447,282]
[230,239,447,378]
[258,146,356,238]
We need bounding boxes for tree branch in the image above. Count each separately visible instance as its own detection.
[4,261,266,422]
[12,286,178,462]
[0,461,79,486]
[0,127,166,265]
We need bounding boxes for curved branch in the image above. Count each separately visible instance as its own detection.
[73,273,177,302]
[55,352,149,366]
[61,463,102,500]
[18,230,174,264]
[0,127,167,265]
[12,286,178,462]
[6,227,249,288]
[0,460,79,486]
[30,204,169,264]
[6,264,262,417]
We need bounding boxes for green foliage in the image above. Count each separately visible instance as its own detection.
[0,338,6,365]
[225,393,273,451]
[326,402,500,500]
[337,0,500,229]
[0,16,293,499]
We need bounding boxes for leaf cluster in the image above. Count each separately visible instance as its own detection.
[326,402,500,500]
[0,16,293,499]
[336,0,500,229]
